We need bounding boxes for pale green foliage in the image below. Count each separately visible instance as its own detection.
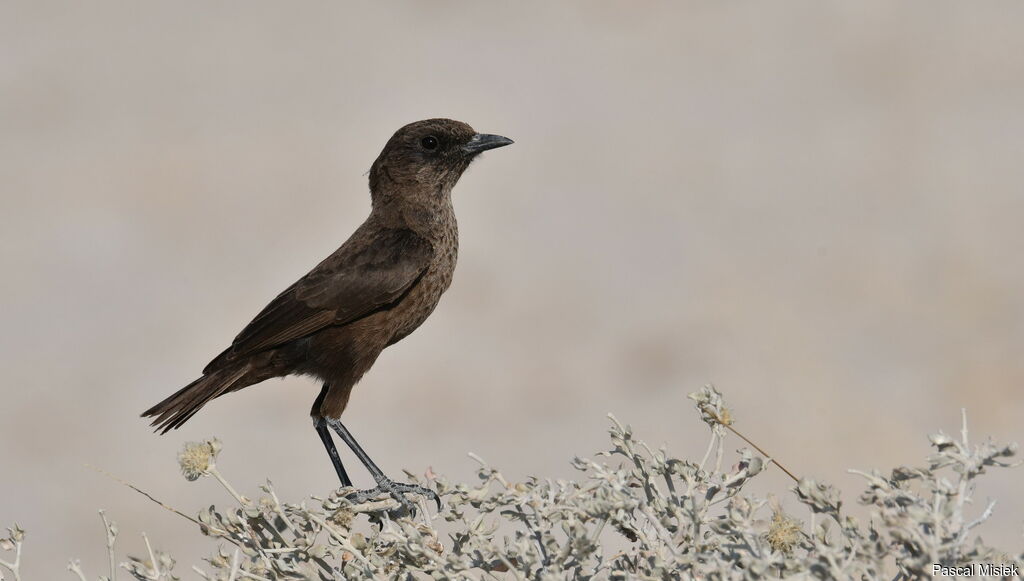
[4,387,1021,580]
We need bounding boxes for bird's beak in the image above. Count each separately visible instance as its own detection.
[463,133,514,155]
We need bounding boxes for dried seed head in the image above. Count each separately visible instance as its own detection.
[766,510,802,554]
[330,506,355,529]
[689,385,732,427]
[178,439,220,481]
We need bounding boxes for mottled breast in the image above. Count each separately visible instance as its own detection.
[384,202,459,345]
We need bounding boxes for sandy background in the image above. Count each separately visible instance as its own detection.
[2,1,1022,576]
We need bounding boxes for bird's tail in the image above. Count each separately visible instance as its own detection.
[142,365,251,434]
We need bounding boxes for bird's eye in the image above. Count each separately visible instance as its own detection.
[420,136,439,150]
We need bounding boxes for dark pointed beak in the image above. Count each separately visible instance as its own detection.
[463,133,514,155]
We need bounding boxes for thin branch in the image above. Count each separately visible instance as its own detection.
[143,533,160,578]
[85,464,230,537]
[99,510,117,581]
[67,560,87,581]
[0,532,22,581]
[208,467,250,506]
[710,416,800,484]
[960,408,969,450]
[698,431,717,472]
[226,548,241,581]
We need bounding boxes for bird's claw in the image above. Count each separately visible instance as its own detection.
[346,478,441,518]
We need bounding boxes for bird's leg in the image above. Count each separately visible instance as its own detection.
[324,417,441,515]
[314,417,353,487]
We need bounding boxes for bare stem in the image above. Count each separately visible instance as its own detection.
[226,548,241,581]
[209,467,250,506]
[711,415,800,484]
[99,510,117,581]
[960,408,969,450]
[86,464,229,536]
[698,431,717,472]
[0,535,22,581]
[143,533,160,578]
[67,560,87,581]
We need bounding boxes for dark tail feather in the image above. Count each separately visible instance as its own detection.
[142,366,250,434]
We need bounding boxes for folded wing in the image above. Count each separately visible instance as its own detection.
[204,227,433,373]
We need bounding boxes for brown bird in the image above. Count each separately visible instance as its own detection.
[143,119,513,510]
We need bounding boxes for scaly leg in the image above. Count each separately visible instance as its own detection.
[324,417,441,515]
[314,417,352,487]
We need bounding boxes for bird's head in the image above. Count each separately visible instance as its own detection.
[369,119,513,202]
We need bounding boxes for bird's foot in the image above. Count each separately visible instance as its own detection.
[346,478,441,518]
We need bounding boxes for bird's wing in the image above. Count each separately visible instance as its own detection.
[204,227,433,372]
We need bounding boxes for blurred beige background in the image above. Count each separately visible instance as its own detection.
[2,1,1023,576]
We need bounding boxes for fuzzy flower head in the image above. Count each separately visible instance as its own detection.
[178,438,221,481]
[766,510,803,554]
